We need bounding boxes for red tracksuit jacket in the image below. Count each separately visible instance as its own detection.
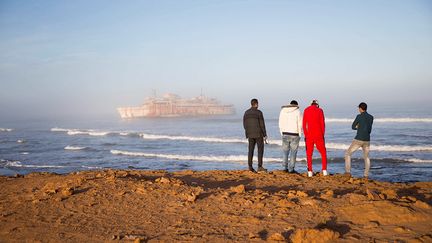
[302,105,325,139]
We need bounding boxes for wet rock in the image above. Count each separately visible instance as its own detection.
[290,228,340,243]
[268,232,285,241]
[231,184,246,194]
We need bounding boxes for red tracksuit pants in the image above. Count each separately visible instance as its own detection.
[305,137,327,171]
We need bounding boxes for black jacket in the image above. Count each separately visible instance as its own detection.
[243,107,267,138]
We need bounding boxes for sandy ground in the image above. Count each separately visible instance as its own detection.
[0,169,431,242]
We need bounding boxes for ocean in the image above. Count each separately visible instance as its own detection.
[1,109,431,182]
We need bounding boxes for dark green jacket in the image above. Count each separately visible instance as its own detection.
[352,111,374,141]
[243,107,267,138]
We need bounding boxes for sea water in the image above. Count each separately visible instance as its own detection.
[1,109,431,182]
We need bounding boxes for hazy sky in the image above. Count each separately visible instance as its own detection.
[1,0,431,119]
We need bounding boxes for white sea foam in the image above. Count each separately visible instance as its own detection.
[51,127,110,136]
[139,133,245,144]
[140,134,432,152]
[64,145,87,150]
[51,128,431,153]
[5,161,67,168]
[21,152,29,155]
[326,117,432,123]
[2,160,102,169]
[51,127,69,132]
[405,158,432,163]
[110,149,304,163]
[0,128,13,132]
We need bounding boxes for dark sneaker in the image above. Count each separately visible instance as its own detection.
[290,170,299,174]
[249,167,257,173]
[257,167,267,172]
[283,169,289,173]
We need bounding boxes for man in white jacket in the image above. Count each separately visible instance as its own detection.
[278,100,302,173]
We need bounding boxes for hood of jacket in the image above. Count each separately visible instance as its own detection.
[281,105,299,113]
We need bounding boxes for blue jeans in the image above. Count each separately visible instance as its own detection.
[282,135,300,172]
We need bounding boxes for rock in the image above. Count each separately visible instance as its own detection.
[156,177,171,184]
[231,184,246,194]
[290,228,339,243]
[296,191,308,198]
[300,199,319,208]
[381,189,397,200]
[407,196,417,202]
[277,199,296,208]
[363,221,380,229]
[186,193,198,202]
[346,193,367,204]
[414,200,431,209]
[61,188,74,197]
[268,232,285,241]
[366,188,381,200]
[394,226,410,233]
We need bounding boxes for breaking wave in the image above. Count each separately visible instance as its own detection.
[51,127,111,136]
[0,128,13,132]
[139,133,245,143]
[51,128,431,152]
[110,149,291,163]
[64,145,87,150]
[110,150,432,164]
[1,159,102,169]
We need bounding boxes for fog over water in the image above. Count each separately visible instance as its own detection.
[1,1,432,121]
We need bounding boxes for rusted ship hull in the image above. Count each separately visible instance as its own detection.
[117,94,235,118]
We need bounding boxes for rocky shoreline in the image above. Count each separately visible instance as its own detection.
[0,169,431,242]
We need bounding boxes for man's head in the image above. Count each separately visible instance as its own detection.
[251,98,259,107]
[358,102,367,112]
[290,100,298,106]
[311,99,319,107]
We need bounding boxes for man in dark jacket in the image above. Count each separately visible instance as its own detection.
[243,98,267,173]
[345,102,374,178]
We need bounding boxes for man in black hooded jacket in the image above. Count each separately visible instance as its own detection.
[243,98,267,173]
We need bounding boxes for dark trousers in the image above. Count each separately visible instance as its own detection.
[248,137,264,168]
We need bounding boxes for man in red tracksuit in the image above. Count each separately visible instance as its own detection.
[302,100,328,177]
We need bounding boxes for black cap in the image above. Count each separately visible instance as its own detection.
[290,100,298,105]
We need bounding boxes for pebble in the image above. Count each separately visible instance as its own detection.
[231,184,246,194]
[268,232,285,241]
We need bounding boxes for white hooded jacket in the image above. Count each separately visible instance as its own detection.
[278,105,302,137]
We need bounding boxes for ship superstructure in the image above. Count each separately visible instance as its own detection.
[117,93,235,118]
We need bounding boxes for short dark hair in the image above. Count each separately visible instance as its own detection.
[359,102,367,111]
[251,98,258,106]
[290,100,298,105]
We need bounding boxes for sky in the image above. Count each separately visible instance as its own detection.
[1,0,431,120]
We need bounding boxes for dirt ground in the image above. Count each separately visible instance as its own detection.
[0,169,431,242]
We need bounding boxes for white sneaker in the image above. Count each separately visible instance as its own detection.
[307,171,313,177]
[322,170,328,176]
